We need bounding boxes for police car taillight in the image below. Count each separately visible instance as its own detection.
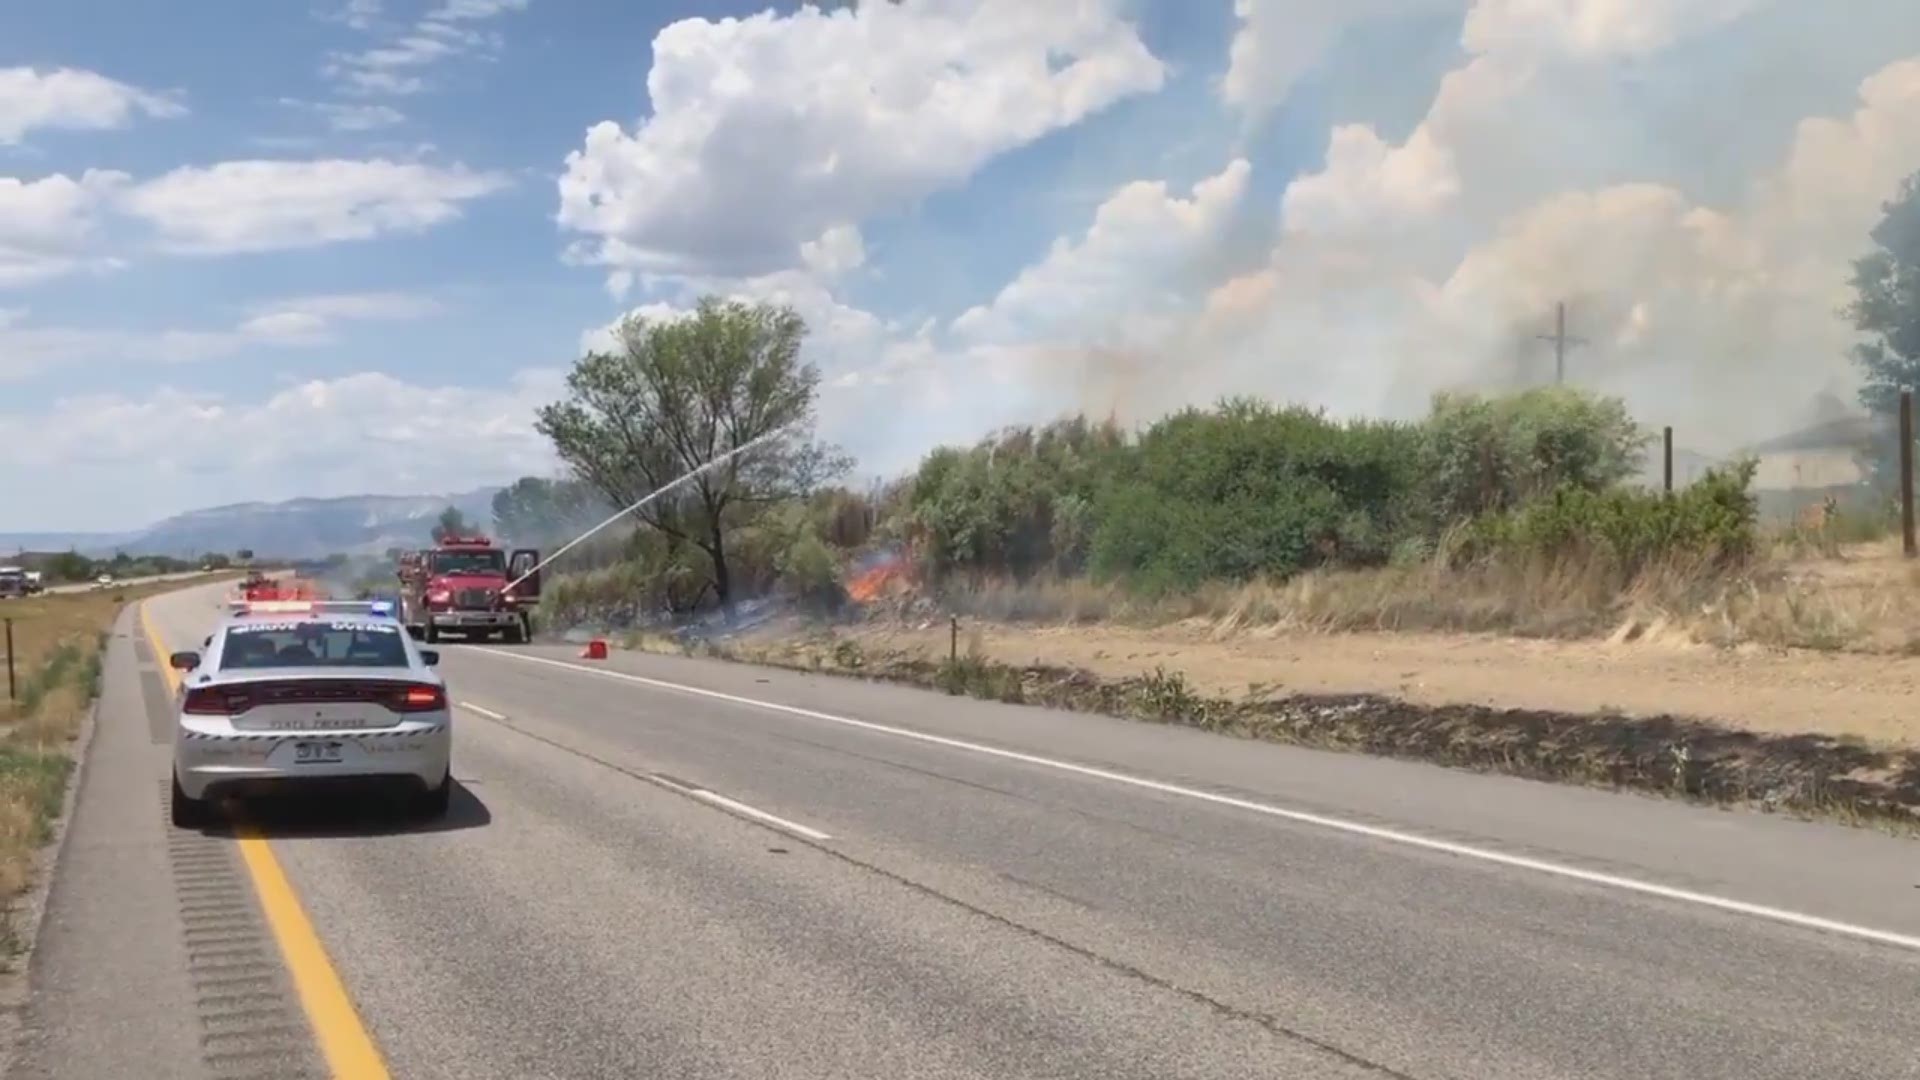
[183,686,253,715]
[390,684,445,713]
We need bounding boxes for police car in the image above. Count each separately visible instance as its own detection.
[167,599,453,828]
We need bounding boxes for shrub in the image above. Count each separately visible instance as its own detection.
[1087,399,1424,592]
[1461,458,1758,575]
[780,532,843,612]
[1421,387,1649,524]
[902,416,1127,578]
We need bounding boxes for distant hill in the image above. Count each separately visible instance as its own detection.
[0,487,503,560]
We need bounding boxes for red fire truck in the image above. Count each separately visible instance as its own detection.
[395,533,542,644]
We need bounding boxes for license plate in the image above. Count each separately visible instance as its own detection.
[293,741,344,764]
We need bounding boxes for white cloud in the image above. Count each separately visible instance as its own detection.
[0,369,562,530]
[1461,0,1764,59]
[952,158,1254,345]
[1222,0,1462,117]
[0,66,185,143]
[321,0,386,31]
[0,170,129,287]
[325,0,527,97]
[117,158,510,254]
[0,290,442,380]
[1281,125,1459,232]
[557,0,1165,281]
[280,98,406,132]
[799,224,866,278]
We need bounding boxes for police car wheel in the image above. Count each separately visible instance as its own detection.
[170,774,210,830]
[412,774,452,819]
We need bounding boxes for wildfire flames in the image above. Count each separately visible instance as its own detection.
[845,552,910,604]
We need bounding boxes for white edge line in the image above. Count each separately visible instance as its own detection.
[690,790,833,842]
[472,647,1920,955]
[458,701,506,721]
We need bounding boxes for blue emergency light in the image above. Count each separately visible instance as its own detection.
[368,600,396,619]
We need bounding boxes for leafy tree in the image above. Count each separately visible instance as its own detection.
[44,550,91,582]
[491,476,600,545]
[430,506,470,542]
[1849,169,1920,486]
[235,548,255,563]
[535,296,847,611]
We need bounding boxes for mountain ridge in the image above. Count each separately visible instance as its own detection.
[0,486,505,560]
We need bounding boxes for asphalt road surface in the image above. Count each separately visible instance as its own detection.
[10,580,1920,1079]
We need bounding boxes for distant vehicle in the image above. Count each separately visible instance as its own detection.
[0,567,24,599]
[394,533,542,644]
[23,570,42,594]
[93,573,114,589]
[167,598,451,828]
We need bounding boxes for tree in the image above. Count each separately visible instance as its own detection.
[45,550,91,582]
[235,549,255,563]
[491,476,599,546]
[535,296,848,612]
[1849,169,1920,487]
[430,506,470,542]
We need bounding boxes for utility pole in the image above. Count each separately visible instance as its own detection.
[1536,301,1588,386]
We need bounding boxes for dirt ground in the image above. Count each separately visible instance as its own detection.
[829,617,1920,750]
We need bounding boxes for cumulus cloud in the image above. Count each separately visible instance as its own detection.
[0,170,129,287]
[117,159,510,254]
[0,66,185,143]
[952,158,1254,346]
[0,369,562,530]
[556,0,1165,281]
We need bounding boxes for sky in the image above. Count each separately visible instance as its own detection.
[3,0,1919,532]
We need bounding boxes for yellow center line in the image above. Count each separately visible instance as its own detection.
[140,601,392,1080]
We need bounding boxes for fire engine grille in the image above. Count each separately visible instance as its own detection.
[455,588,497,610]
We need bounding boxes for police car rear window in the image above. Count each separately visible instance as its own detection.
[220,622,410,670]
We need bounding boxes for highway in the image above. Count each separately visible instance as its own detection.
[9,578,1920,1079]
[34,570,231,596]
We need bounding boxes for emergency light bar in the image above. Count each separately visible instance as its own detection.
[228,599,397,618]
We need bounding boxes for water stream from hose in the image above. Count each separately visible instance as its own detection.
[503,424,795,597]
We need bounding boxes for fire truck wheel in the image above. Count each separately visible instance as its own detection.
[503,623,525,645]
[424,621,440,644]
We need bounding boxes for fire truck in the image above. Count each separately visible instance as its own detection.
[395,533,542,644]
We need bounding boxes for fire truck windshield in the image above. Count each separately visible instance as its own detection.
[429,550,506,576]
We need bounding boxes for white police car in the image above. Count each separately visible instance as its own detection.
[168,599,453,828]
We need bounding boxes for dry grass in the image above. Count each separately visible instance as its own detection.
[931,538,1920,654]
[634,630,1920,833]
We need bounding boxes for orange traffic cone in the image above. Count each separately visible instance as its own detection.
[582,638,608,660]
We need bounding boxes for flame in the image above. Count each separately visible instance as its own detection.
[845,551,910,604]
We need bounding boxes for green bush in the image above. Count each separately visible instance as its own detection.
[903,416,1127,578]
[780,532,843,611]
[1086,400,1424,592]
[1421,387,1648,524]
[1461,458,1758,573]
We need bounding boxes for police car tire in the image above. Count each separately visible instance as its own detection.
[170,774,209,829]
[414,774,452,819]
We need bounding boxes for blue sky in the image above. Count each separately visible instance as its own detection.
[2,0,1918,531]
